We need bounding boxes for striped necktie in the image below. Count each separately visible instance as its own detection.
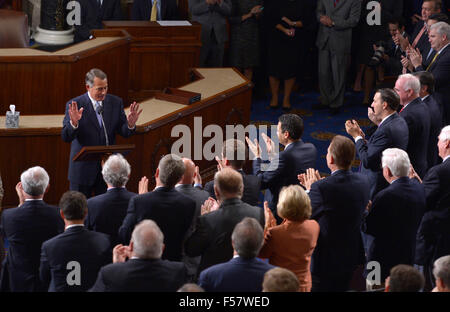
[412,25,426,48]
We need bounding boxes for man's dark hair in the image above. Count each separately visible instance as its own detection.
[158,154,185,188]
[387,17,406,30]
[59,191,87,220]
[222,139,246,169]
[231,217,264,259]
[388,265,424,292]
[329,135,356,170]
[413,71,435,94]
[278,114,304,140]
[377,88,400,111]
[428,13,449,23]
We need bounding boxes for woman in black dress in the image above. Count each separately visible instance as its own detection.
[266,0,309,109]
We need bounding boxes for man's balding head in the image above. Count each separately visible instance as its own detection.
[213,167,244,200]
[179,158,196,185]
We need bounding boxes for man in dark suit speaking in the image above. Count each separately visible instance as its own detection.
[62,68,142,199]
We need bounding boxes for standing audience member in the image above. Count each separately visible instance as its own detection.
[40,191,112,292]
[394,73,431,178]
[345,88,409,198]
[90,220,187,292]
[198,217,274,292]
[85,154,136,246]
[299,135,370,292]
[228,0,263,80]
[177,283,205,292]
[262,267,300,292]
[259,185,320,292]
[315,0,361,115]
[363,148,426,289]
[185,168,264,274]
[119,154,196,262]
[432,255,450,292]
[385,264,425,292]
[0,174,4,274]
[131,0,179,20]
[0,167,64,292]
[189,0,232,67]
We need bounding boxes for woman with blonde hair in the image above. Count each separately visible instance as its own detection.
[259,185,319,292]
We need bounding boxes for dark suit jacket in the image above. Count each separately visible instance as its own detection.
[363,177,426,279]
[422,158,450,211]
[39,226,112,292]
[61,93,135,186]
[0,201,64,292]
[89,258,187,292]
[409,20,431,58]
[198,257,275,292]
[309,170,370,276]
[131,0,178,20]
[253,140,317,217]
[85,187,136,246]
[399,97,431,178]
[185,198,264,273]
[423,95,442,169]
[118,187,196,261]
[74,0,123,43]
[355,113,409,198]
[204,169,261,207]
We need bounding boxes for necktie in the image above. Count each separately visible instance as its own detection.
[334,0,339,7]
[412,25,426,48]
[150,0,158,21]
[426,52,439,71]
[97,0,102,7]
[94,101,103,127]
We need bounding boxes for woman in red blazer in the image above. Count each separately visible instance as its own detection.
[259,185,319,292]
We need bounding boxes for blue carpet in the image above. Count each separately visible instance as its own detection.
[249,89,373,175]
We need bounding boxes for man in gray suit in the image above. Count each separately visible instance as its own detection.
[316,0,361,115]
[189,0,232,67]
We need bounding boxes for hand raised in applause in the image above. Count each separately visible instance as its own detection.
[138,176,149,194]
[113,244,131,263]
[215,156,227,172]
[298,168,321,191]
[345,119,364,139]
[246,136,261,159]
[15,182,25,206]
[68,101,84,128]
[127,101,143,129]
[409,165,423,183]
[264,201,277,229]
[194,166,202,186]
[408,47,422,68]
[201,197,219,215]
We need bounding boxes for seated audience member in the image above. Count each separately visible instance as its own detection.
[363,148,426,287]
[185,168,264,274]
[131,0,178,21]
[432,255,450,292]
[198,217,274,292]
[413,71,443,169]
[385,264,425,292]
[259,185,319,292]
[175,158,210,281]
[177,283,205,292]
[85,154,136,246]
[345,88,409,198]
[262,267,300,292]
[119,154,196,261]
[0,167,64,292]
[299,135,370,292]
[395,74,431,178]
[90,220,187,292]
[202,139,261,206]
[40,191,112,292]
[247,113,317,223]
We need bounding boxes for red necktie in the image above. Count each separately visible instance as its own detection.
[334,0,339,7]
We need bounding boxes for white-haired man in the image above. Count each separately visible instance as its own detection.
[362,148,426,288]
[394,73,431,178]
[432,255,450,292]
[0,166,64,291]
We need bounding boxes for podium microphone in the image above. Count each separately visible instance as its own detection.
[96,104,109,146]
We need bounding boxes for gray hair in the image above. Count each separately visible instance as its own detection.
[430,21,450,39]
[20,166,49,196]
[398,74,421,95]
[433,255,450,288]
[439,125,450,141]
[85,68,107,87]
[158,154,185,188]
[131,219,164,259]
[381,148,411,177]
[102,154,131,187]
[231,217,264,259]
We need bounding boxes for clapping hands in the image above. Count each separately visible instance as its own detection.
[298,168,322,191]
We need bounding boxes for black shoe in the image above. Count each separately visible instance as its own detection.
[269,104,279,109]
[282,105,291,111]
[329,107,341,116]
[312,103,328,110]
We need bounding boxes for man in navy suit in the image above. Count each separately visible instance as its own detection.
[119,154,196,261]
[395,74,431,178]
[198,217,274,292]
[0,167,64,292]
[62,68,142,199]
[346,88,409,198]
[131,0,179,20]
[299,135,370,292]
[85,154,137,246]
[247,114,317,223]
[363,148,426,286]
[90,219,187,291]
[74,0,123,43]
[40,191,112,292]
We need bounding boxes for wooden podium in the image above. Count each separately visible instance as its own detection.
[73,144,135,162]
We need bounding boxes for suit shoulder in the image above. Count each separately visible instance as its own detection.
[105,94,123,104]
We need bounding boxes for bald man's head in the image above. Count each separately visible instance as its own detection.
[179,158,196,185]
